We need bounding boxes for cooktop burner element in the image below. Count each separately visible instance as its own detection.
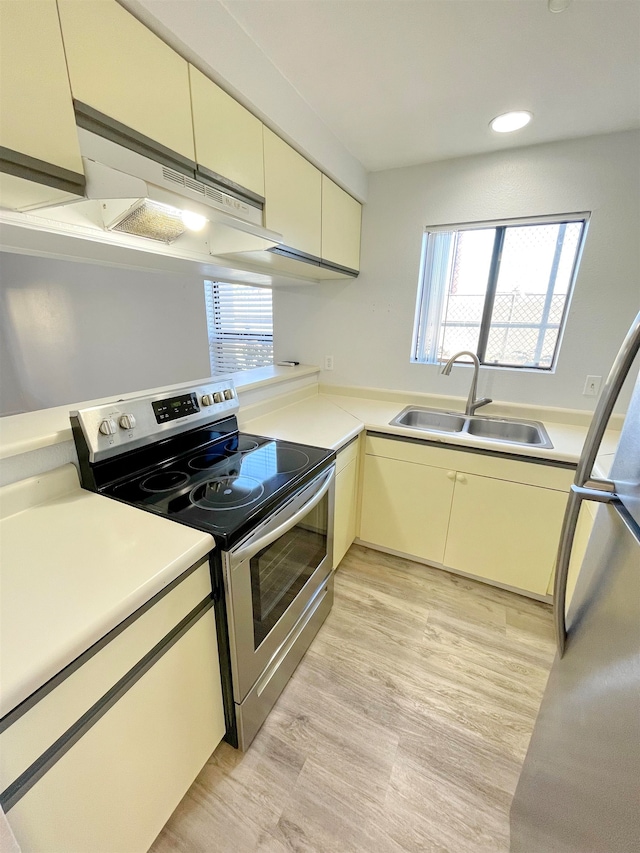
[239,445,310,478]
[235,436,260,454]
[141,471,190,493]
[188,451,231,472]
[190,475,265,510]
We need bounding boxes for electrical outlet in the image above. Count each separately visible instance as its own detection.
[583,375,602,396]
[324,355,334,371]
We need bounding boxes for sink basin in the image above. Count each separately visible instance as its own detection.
[465,417,551,446]
[391,407,465,433]
[390,407,553,448]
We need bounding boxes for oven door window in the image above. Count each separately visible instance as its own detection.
[250,493,328,649]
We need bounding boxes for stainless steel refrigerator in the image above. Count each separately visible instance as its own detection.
[510,312,640,853]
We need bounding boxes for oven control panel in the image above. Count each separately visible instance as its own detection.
[152,392,200,424]
[71,379,239,462]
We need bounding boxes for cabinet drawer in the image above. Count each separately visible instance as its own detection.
[365,434,574,491]
[336,437,360,474]
[8,608,223,853]
[0,561,211,793]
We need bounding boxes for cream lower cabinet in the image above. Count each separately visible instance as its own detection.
[333,440,361,568]
[547,499,598,604]
[4,561,225,853]
[360,454,455,565]
[443,471,567,595]
[359,435,573,597]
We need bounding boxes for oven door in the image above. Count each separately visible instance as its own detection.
[223,465,335,702]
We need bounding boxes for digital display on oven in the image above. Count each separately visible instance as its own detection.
[152,393,200,424]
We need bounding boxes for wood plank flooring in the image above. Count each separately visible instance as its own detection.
[150,545,555,853]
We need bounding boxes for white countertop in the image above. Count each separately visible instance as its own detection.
[242,392,622,465]
[0,465,214,717]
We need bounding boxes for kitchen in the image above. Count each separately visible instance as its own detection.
[1,1,639,852]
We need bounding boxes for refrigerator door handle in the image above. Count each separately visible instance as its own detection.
[575,310,640,490]
[553,489,583,657]
[554,310,640,656]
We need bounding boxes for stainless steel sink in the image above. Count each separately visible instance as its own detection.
[391,407,465,433]
[465,416,551,446]
[390,407,553,448]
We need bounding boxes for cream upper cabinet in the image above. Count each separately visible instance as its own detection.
[263,128,322,257]
[189,66,265,197]
[444,472,567,596]
[0,0,84,208]
[321,175,362,272]
[58,0,195,161]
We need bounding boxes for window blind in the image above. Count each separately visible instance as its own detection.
[204,281,273,374]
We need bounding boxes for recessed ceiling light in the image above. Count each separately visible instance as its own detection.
[490,111,533,133]
[548,0,572,12]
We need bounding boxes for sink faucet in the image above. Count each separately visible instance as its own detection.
[441,351,492,416]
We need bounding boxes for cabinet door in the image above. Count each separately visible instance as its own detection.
[0,0,84,209]
[190,66,264,197]
[58,0,195,161]
[321,175,362,271]
[263,128,322,257]
[333,457,358,568]
[8,609,224,853]
[360,455,455,564]
[444,473,567,595]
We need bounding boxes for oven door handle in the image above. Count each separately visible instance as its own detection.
[230,466,335,565]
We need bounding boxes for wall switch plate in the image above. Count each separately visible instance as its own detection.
[324,355,334,371]
[583,375,602,396]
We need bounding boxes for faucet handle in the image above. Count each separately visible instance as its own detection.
[470,397,493,415]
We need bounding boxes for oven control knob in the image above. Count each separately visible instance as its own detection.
[213,391,224,404]
[118,414,136,430]
[98,418,117,436]
[201,394,215,407]
[223,388,234,400]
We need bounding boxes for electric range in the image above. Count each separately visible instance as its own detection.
[71,378,336,749]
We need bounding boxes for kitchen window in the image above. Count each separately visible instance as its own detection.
[412,213,589,370]
[204,281,273,374]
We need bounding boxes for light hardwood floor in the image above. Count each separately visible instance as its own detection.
[150,545,556,853]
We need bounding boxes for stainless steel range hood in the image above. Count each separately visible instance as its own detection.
[2,128,282,255]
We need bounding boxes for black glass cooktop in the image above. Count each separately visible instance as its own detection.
[103,432,334,549]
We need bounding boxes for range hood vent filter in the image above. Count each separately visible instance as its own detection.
[108,200,185,243]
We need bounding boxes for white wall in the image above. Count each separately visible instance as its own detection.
[273,130,640,412]
[0,253,211,413]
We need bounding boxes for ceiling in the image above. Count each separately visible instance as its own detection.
[218,0,639,171]
[124,0,640,176]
